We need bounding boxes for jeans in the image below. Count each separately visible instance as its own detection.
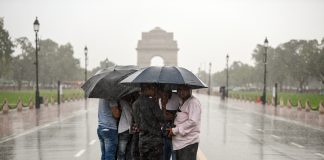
[163,137,176,160]
[118,130,132,160]
[175,143,198,160]
[97,126,118,160]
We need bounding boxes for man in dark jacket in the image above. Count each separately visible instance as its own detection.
[132,84,165,160]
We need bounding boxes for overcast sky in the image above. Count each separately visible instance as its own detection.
[1,0,324,73]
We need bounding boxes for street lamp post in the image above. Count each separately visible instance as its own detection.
[208,62,212,95]
[84,46,88,99]
[262,37,269,105]
[226,54,229,98]
[18,55,24,90]
[33,17,40,109]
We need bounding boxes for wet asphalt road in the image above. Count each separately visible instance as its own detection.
[199,94,324,160]
[0,94,324,160]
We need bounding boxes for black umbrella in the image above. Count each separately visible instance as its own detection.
[81,65,140,100]
[120,66,208,89]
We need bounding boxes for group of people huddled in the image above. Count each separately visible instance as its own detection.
[97,84,202,160]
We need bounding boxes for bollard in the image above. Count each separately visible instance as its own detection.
[287,99,292,109]
[28,97,34,109]
[319,101,324,114]
[256,96,261,103]
[279,98,284,107]
[305,100,311,112]
[17,97,24,112]
[297,100,302,111]
[50,96,55,105]
[267,97,271,105]
[44,97,49,106]
[61,96,65,103]
[2,99,9,114]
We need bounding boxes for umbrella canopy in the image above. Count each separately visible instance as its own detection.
[81,65,140,100]
[120,66,208,89]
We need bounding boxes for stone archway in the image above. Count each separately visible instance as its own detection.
[150,56,164,66]
[137,27,179,67]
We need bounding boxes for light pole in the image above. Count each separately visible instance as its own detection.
[84,46,88,99]
[18,55,24,90]
[226,54,229,98]
[208,62,212,95]
[33,17,40,109]
[262,37,269,105]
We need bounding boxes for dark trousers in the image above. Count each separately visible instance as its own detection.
[163,137,176,160]
[131,133,140,160]
[139,142,163,160]
[175,143,198,160]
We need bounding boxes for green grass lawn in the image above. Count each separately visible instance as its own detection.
[0,89,84,110]
[229,91,324,110]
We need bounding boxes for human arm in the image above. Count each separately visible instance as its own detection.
[110,100,121,119]
[171,99,201,136]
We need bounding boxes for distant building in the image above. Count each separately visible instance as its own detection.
[136,27,179,67]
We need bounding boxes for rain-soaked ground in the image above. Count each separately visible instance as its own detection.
[0,94,324,160]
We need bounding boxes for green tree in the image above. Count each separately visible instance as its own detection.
[14,37,36,85]
[308,38,324,84]
[0,18,14,78]
[211,61,255,88]
[229,61,256,87]
[280,40,313,92]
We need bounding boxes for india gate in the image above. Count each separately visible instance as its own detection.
[136,27,179,67]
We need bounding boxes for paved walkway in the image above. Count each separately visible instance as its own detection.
[1,95,324,160]
[0,99,88,142]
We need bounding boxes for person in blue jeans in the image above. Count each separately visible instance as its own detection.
[97,99,120,160]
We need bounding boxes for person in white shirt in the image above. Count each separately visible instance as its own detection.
[117,94,135,160]
[167,85,202,160]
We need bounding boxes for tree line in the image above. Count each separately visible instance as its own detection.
[0,18,115,90]
[198,38,324,92]
[1,18,323,92]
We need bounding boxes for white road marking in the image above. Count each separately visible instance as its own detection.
[74,149,85,157]
[271,135,281,139]
[256,129,264,133]
[315,153,324,159]
[89,139,96,145]
[290,142,304,148]
[245,123,252,128]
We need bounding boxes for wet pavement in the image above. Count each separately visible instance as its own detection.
[199,94,324,160]
[0,99,100,160]
[0,95,324,160]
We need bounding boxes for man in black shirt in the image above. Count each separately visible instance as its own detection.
[132,84,164,160]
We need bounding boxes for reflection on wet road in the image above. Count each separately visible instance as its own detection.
[0,100,100,160]
[1,95,324,160]
[199,94,324,160]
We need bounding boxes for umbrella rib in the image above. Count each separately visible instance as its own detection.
[174,66,186,85]
[157,67,164,84]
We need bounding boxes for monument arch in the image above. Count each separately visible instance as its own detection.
[136,27,179,67]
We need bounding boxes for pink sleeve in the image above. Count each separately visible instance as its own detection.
[173,100,201,136]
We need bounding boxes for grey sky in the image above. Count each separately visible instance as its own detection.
[1,0,324,73]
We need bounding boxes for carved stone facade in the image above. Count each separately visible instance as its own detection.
[137,27,179,67]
